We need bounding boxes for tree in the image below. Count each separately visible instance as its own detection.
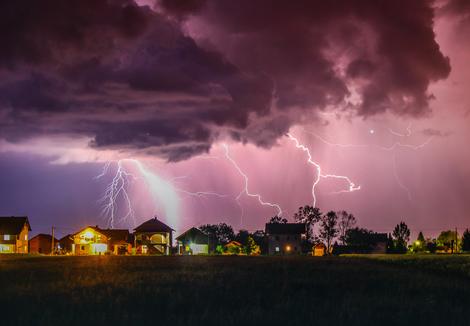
[319,211,339,253]
[437,230,459,253]
[244,236,260,255]
[461,229,470,252]
[294,205,322,242]
[337,210,357,244]
[269,215,287,224]
[412,231,425,253]
[200,223,235,252]
[344,227,374,247]
[426,238,437,253]
[251,230,267,254]
[392,221,410,253]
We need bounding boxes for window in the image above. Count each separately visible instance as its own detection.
[4,235,10,241]
[275,246,280,252]
[24,234,28,241]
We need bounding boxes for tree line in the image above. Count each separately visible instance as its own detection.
[198,205,470,255]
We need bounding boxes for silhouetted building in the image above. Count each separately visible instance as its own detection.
[176,227,209,255]
[0,216,31,254]
[332,233,388,254]
[29,234,58,254]
[265,223,306,255]
[134,217,174,255]
[58,234,73,254]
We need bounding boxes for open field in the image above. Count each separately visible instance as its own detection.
[1,255,470,325]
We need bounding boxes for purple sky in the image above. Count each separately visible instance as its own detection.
[1,0,469,240]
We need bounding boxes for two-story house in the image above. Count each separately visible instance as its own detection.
[71,226,131,255]
[0,216,31,253]
[265,222,306,255]
[134,217,174,255]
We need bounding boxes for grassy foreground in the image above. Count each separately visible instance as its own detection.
[1,255,470,325]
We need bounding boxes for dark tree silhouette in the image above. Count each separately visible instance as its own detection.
[200,223,235,249]
[319,211,339,253]
[344,227,374,247]
[294,205,322,242]
[437,230,459,252]
[392,221,410,253]
[338,210,357,245]
[269,215,288,224]
[461,229,470,252]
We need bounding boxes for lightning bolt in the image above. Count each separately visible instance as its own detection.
[222,144,282,224]
[286,133,360,208]
[96,159,227,230]
[300,125,432,201]
[96,160,137,229]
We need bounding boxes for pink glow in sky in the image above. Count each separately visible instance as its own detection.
[0,0,469,239]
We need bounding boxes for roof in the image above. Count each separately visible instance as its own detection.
[100,229,130,242]
[71,226,130,243]
[0,216,31,234]
[369,233,388,242]
[225,240,242,247]
[134,217,174,233]
[265,223,306,235]
[59,234,73,243]
[30,233,58,242]
[176,227,208,243]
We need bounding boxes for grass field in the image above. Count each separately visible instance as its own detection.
[1,254,470,325]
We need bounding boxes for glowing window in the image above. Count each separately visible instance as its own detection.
[24,234,28,241]
[4,235,10,240]
[275,246,280,252]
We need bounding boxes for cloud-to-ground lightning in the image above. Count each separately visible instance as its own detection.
[286,133,361,208]
[222,144,282,223]
[96,159,228,230]
[95,160,137,229]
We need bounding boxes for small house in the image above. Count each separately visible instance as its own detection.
[71,226,131,255]
[29,234,58,255]
[224,240,243,255]
[313,243,326,256]
[176,227,209,255]
[134,217,174,255]
[265,223,306,255]
[0,216,31,254]
[58,234,73,254]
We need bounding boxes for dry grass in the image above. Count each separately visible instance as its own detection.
[1,254,470,325]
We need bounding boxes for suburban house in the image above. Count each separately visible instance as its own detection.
[224,240,243,255]
[332,233,389,254]
[176,227,209,255]
[134,217,174,255]
[0,216,31,254]
[58,234,73,254]
[29,234,58,254]
[313,243,326,256]
[71,226,131,255]
[265,223,306,255]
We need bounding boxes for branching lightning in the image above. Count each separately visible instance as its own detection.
[300,124,432,201]
[286,133,360,207]
[96,159,227,229]
[222,144,283,222]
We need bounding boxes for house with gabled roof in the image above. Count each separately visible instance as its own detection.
[265,222,306,255]
[176,227,209,255]
[29,233,58,255]
[0,216,31,254]
[134,217,174,255]
[71,226,131,255]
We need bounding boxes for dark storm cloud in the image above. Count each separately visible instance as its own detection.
[0,0,452,160]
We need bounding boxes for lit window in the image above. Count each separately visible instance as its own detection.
[4,235,10,240]
[24,234,28,241]
[275,246,280,252]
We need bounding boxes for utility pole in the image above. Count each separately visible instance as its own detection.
[455,227,458,254]
[51,226,55,255]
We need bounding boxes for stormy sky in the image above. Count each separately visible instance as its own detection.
[0,0,469,239]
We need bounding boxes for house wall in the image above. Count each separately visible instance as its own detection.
[268,234,302,255]
[72,228,109,255]
[0,224,29,254]
[30,236,53,254]
[135,232,171,255]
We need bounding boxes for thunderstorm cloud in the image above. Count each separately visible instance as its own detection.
[0,0,453,161]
